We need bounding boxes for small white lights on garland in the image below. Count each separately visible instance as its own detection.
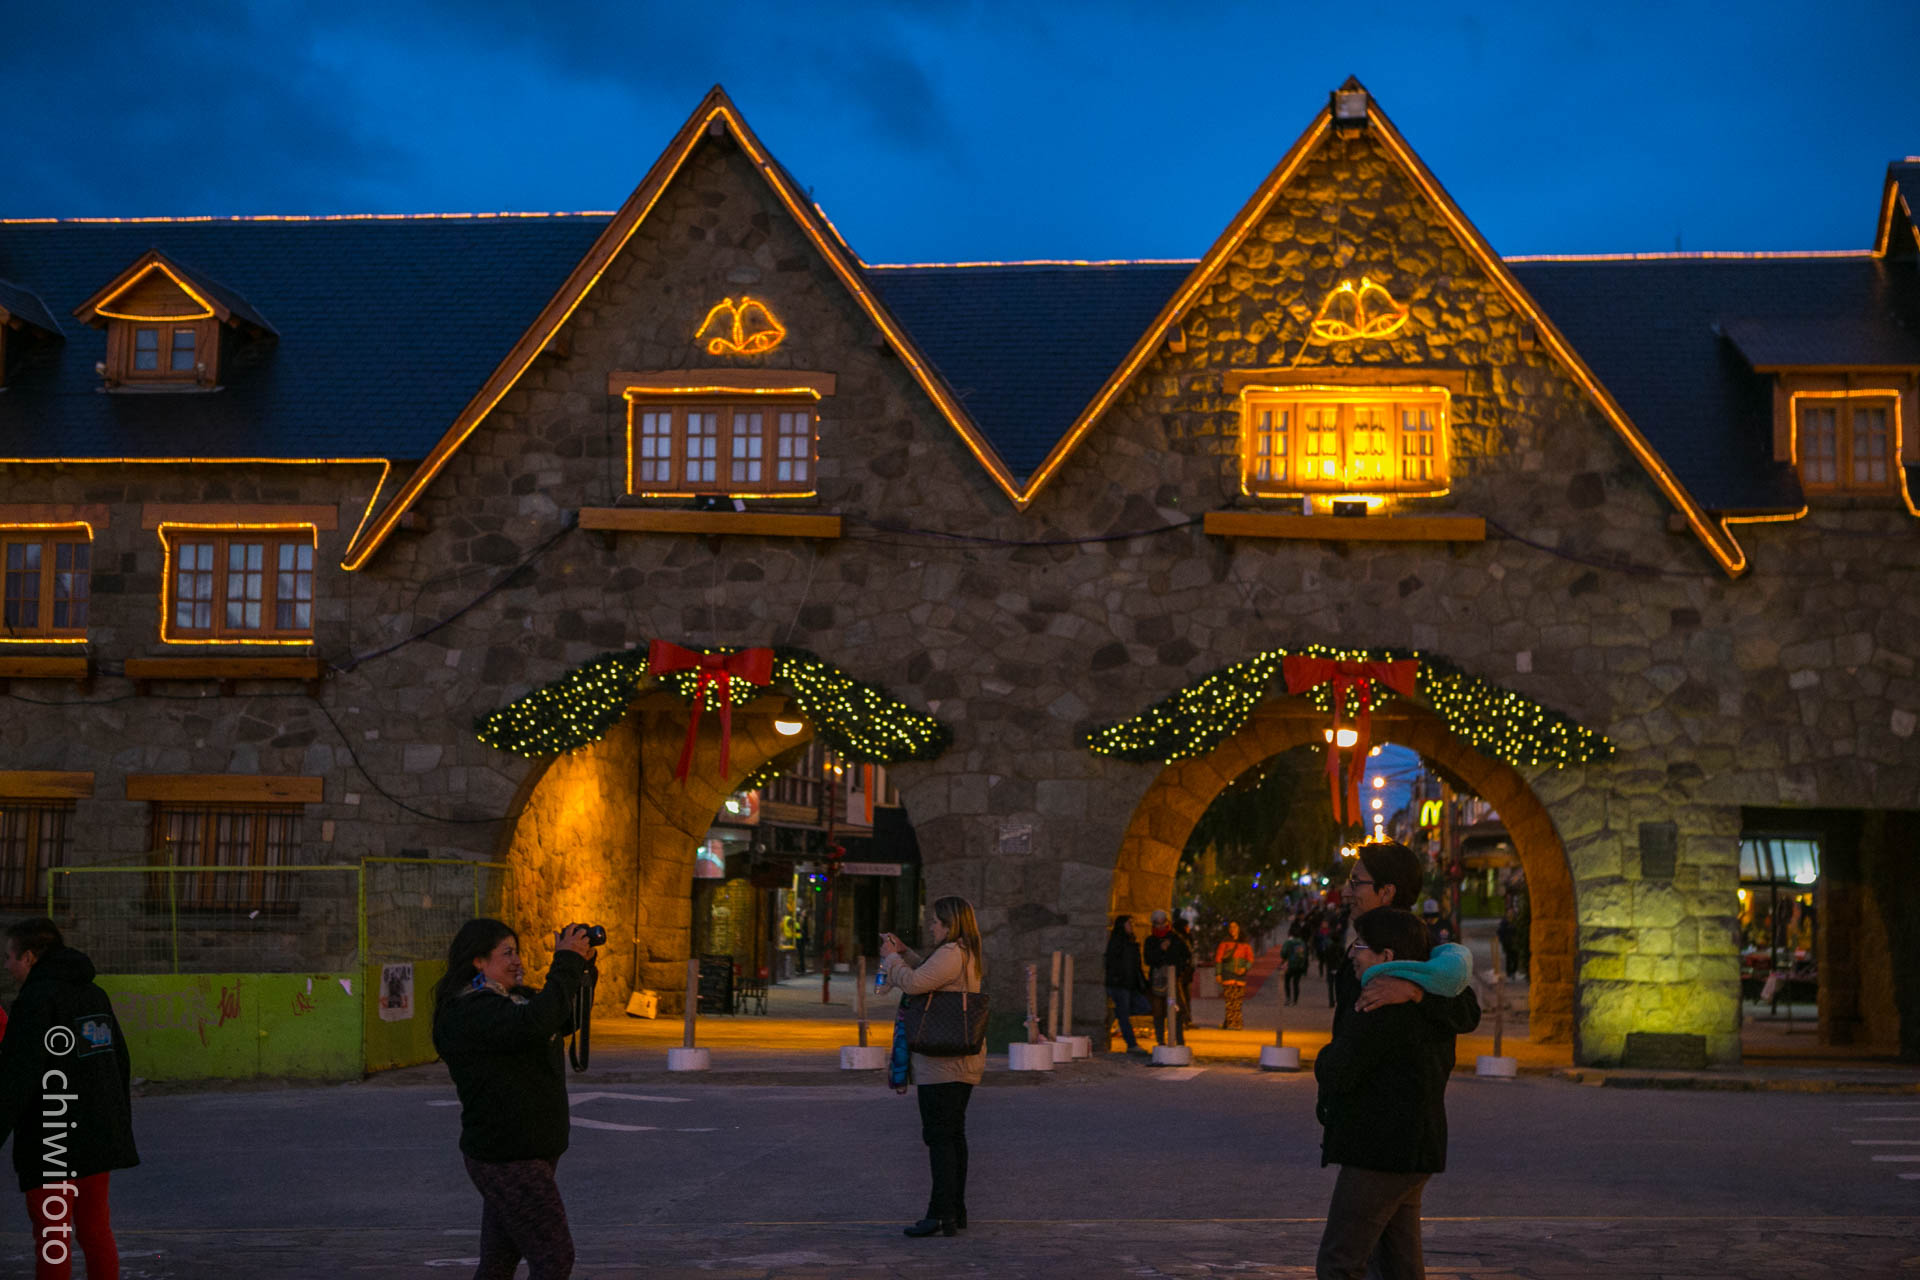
[1080,644,1612,770]
[475,643,952,763]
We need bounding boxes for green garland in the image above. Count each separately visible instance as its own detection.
[1081,644,1612,770]
[475,644,953,763]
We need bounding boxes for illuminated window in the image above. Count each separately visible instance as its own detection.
[0,802,70,907]
[111,319,212,384]
[165,530,316,641]
[151,803,299,910]
[1240,389,1450,495]
[630,403,817,496]
[1797,397,1896,494]
[1,530,91,639]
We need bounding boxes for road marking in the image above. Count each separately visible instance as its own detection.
[1856,1116,1920,1123]
[568,1092,691,1106]
[570,1117,659,1132]
[427,1100,460,1107]
[676,1127,718,1132]
[1851,1140,1920,1145]
[1902,1173,1920,1181]
[1868,1155,1920,1162]
[1153,1067,1206,1082]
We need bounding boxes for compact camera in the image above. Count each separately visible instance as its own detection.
[567,923,608,947]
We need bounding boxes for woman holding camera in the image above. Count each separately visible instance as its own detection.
[432,919,594,1280]
[879,895,985,1239]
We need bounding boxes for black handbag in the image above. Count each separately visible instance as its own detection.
[902,988,990,1057]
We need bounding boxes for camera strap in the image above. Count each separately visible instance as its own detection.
[568,960,597,1073]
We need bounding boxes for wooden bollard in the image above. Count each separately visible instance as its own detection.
[1062,953,1075,1031]
[1026,963,1041,1042]
[683,956,699,1049]
[856,954,869,1048]
[1047,949,1063,1040]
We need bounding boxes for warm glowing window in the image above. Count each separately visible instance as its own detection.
[1,530,91,639]
[1797,397,1897,494]
[0,802,71,907]
[151,803,299,910]
[1241,389,1450,494]
[111,319,213,384]
[164,530,316,641]
[629,402,816,495]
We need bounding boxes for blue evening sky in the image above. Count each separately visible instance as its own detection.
[4,1,1916,261]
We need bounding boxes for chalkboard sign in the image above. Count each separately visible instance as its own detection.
[697,954,734,1014]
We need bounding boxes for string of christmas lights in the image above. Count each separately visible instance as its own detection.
[1080,644,1612,770]
[474,643,953,763]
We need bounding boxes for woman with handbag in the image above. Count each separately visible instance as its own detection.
[879,895,986,1239]
[1214,920,1255,1029]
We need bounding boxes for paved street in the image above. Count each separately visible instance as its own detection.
[4,1063,1914,1278]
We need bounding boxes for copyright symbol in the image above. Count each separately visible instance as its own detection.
[43,1027,73,1057]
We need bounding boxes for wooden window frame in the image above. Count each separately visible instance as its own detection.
[0,801,72,908]
[159,526,317,644]
[1794,394,1899,495]
[0,526,92,641]
[105,317,217,386]
[626,399,818,497]
[1239,388,1451,497]
[148,801,300,912]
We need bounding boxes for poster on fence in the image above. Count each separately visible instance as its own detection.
[379,963,414,1022]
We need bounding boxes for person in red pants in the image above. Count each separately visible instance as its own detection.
[0,917,139,1280]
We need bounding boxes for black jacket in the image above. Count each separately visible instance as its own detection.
[1315,1000,1452,1173]
[1142,930,1191,975]
[1331,957,1481,1046]
[1104,934,1147,992]
[433,952,587,1163]
[0,947,139,1191]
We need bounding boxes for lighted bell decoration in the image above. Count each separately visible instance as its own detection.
[696,296,788,357]
[1309,277,1409,343]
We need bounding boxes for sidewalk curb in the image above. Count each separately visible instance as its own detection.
[1555,1067,1920,1094]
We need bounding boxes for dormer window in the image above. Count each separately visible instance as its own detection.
[1795,394,1898,495]
[71,250,275,390]
[1238,386,1451,496]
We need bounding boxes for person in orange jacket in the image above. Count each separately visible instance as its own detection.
[1214,921,1255,1029]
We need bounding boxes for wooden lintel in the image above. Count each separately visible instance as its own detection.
[578,508,842,539]
[0,504,111,528]
[1221,368,1470,395]
[124,657,325,683]
[1203,511,1486,542]
[0,771,95,800]
[125,774,324,805]
[140,503,339,531]
[608,369,837,398]
[0,656,91,682]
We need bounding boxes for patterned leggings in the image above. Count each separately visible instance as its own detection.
[463,1154,575,1280]
[1222,983,1246,1029]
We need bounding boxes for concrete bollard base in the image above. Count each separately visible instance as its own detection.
[1475,1054,1518,1079]
[666,1047,710,1072]
[1149,1045,1194,1066]
[1007,1042,1055,1072]
[1048,1039,1074,1064]
[1061,1035,1092,1059]
[840,1045,888,1071]
[1259,1044,1302,1071]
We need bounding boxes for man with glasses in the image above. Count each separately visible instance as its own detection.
[1335,842,1479,1051]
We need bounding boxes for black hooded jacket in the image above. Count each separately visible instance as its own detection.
[0,946,139,1191]
[1104,931,1147,992]
[432,952,587,1163]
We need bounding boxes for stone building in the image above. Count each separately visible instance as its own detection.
[1,80,1915,1065]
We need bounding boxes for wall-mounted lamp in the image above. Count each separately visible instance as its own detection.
[773,718,804,736]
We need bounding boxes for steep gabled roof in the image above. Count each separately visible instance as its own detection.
[1011,78,1749,574]
[0,278,61,338]
[341,86,1018,569]
[72,248,277,334]
[1874,161,1920,258]
[867,261,1194,481]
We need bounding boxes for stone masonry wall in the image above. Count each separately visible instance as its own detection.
[3,125,1916,1065]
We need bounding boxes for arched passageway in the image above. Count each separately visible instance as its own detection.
[497,696,814,1015]
[1109,698,1576,1043]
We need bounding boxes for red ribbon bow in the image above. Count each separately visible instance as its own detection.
[1281,656,1419,824]
[646,641,776,782]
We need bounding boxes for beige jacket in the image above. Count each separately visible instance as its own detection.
[882,940,985,1086]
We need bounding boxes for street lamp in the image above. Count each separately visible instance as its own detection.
[1323,728,1359,749]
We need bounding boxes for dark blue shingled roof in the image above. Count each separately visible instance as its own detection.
[868,263,1194,480]
[0,216,609,460]
[0,278,62,337]
[1510,256,1920,511]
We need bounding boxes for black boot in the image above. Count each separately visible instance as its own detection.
[904,1217,956,1238]
[955,1205,968,1230]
